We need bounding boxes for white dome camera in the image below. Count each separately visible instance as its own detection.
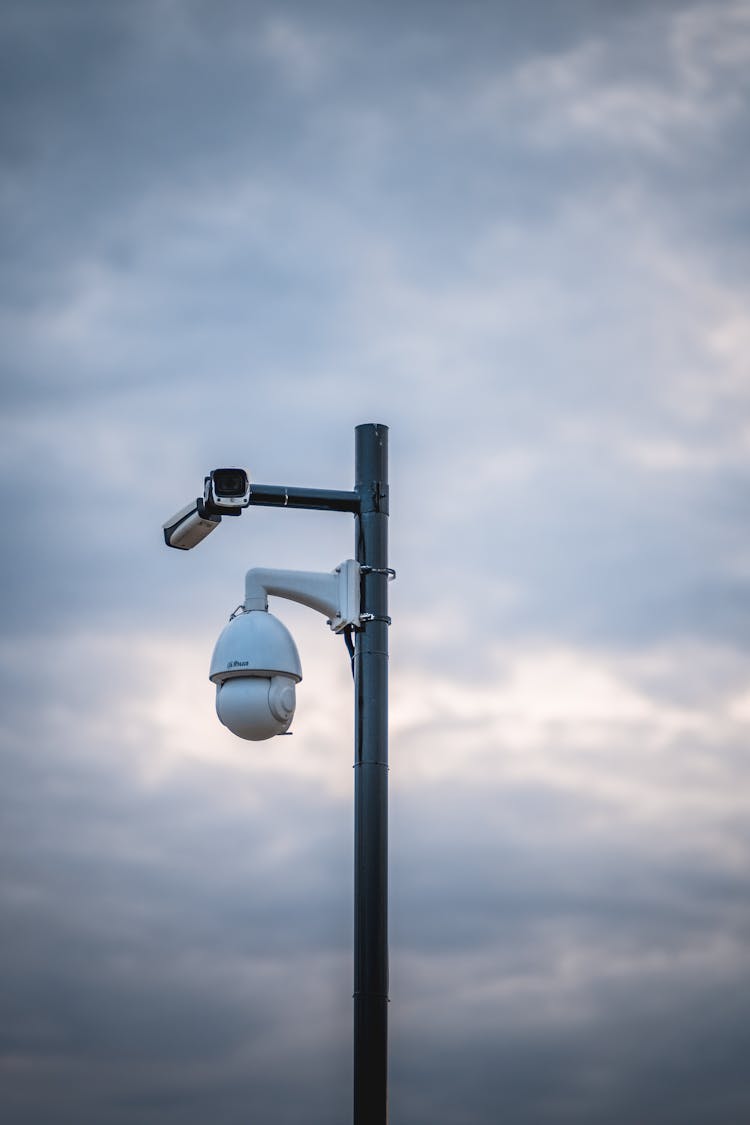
[209,610,302,740]
[207,561,362,741]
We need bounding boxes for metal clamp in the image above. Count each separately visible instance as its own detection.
[360,613,392,626]
[360,567,396,580]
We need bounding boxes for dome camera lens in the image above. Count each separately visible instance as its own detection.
[268,676,296,723]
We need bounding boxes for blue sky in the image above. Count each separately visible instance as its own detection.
[2,2,750,1121]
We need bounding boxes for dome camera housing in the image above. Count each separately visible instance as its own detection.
[209,610,302,740]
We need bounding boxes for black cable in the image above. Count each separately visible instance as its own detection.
[343,626,356,680]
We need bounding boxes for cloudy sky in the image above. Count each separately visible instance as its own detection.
[3,1,750,1121]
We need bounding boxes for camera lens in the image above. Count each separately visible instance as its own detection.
[212,469,248,497]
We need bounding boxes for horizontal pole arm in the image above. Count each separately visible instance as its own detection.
[247,484,360,513]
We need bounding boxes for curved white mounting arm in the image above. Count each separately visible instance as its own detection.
[244,559,361,633]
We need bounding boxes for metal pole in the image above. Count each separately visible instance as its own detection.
[353,424,389,1124]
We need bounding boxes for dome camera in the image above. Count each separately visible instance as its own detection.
[205,560,362,740]
[209,610,302,740]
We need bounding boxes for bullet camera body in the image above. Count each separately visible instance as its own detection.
[162,501,221,550]
[209,610,302,740]
[204,468,251,513]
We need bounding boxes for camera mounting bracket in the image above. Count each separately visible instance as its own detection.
[242,560,361,633]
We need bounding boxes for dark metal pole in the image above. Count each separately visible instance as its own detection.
[353,424,389,1124]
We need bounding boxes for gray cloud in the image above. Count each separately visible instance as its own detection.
[6,697,750,1122]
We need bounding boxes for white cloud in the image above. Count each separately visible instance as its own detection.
[470,1,750,153]
[673,0,750,86]
[257,15,339,89]
[391,641,750,845]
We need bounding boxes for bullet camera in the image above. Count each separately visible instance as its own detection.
[209,609,302,740]
[204,468,251,514]
[162,468,251,549]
